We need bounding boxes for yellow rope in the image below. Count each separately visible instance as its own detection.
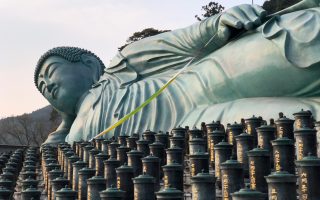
[90,2,318,141]
[90,29,224,141]
[91,57,195,141]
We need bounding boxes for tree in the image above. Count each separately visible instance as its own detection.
[0,107,60,146]
[0,116,27,145]
[0,115,49,146]
[263,0,301,14]
[195,1,225,21]
[118,28,170,51]
[49,108,60,132]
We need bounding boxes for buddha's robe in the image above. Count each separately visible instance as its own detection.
[66,8,320,142]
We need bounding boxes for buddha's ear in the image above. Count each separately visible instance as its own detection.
[80,54,102,83]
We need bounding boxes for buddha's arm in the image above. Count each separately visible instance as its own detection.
[166,4,266,54]
[42,113,75,145]
[117,4,266,76]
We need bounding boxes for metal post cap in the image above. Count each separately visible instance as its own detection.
[220,158,243,169]
[295,152,320,166]
[132,173,156,183]
[265,170,297,183]
[231,183,266,199]
[116,163,134,172]
[190,170,215,183]
[271,137,294,145]
[247,147,270,157]
[99,185,126,198]
[293,109,312,117]
[87,176,106,184]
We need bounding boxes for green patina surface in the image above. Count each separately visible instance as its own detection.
[35,1,320,145]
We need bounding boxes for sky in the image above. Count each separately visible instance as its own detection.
[0,0,265,118]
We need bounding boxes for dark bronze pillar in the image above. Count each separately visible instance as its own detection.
[104,157,121,188]
[245,115,262,146]
[127,149,143,177]
[256,124,275,166]
[162,162,183,191]
[72,161,87,192]
[100,186,126,200]
[88,148,100,169]
[101,139,111,154]
[149,141,166,167]
[231,184,266,200]
[294,127,317,160]
[208,130,225,168]
[214,140,232,187]
[117,135,129,147]
[265,170,297,200]
[190,170,216,200]
[166,145,184,165]
[155,186,184,200]
[21,187,41,200]
[296,153,320,200]
[116,164,134,200]
[189,137,206,155]
[132,173,156,200]
[247,147,270,194]
[95,152,109,177]
[51,176,69,200]
[142,154,160,191]
[227,122,243,155]
[136,139,150,157]
[220,158,244,200]
[55,187,77,200]
[116,146,130,166]
[142,130,156,144]
[293,109,314,129]
[78,167,95,200]
[155,131,169,149]
[272,137,295,174]
[126,136,138,150]
[275,115,294,139]
[87,176,106,200]
[189,152,209,178]
[235,133,254,178]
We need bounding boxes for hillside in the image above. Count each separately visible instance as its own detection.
[0,105,61,146]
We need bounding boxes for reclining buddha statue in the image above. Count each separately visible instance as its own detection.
[34,1,320,144]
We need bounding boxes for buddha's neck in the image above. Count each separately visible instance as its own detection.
[75,90,90,115]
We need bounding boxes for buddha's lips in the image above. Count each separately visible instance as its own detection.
[52,86,58,99]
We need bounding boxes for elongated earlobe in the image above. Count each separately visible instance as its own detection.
[80,54,102,83]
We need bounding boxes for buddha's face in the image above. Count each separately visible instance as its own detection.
[37,56,94,115]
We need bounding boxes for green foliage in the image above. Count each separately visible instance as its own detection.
[118,0,300,51]
[195,1,225,21]
[118,28,170,51]
[263,0,301,14]
[119,2,226,50]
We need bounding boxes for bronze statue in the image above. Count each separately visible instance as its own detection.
[35,3,320,145]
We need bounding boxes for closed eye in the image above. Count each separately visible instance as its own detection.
[38,81,46,94]
[48,65,58,78]
[44,62,61,79]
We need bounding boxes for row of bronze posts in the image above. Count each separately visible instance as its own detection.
[41,109,320,200]
[0,147,42,200]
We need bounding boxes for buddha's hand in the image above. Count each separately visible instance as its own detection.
[217,4,267,43]
[41,128,69,147]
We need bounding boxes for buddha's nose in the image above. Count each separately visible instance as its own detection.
[46,83,55,93]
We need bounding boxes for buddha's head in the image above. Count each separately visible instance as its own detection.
[34,46,105,115]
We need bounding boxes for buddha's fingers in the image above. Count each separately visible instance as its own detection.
[220,13,243,29]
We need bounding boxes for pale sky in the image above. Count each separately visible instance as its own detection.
[0,0,265,118]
